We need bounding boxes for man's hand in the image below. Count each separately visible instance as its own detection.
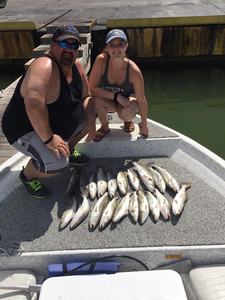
[46,134,70,159]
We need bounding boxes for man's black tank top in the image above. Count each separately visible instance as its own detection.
[2,55,83,144]
[100,56,135,98]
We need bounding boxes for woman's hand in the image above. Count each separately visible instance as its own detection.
[117,94,134,109]
[139,124,149,137]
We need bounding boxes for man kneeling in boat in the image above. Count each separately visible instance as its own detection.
[89,29,149,141]
[2,25,96,199]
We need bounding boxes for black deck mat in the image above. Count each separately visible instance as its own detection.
[0,156,224,253]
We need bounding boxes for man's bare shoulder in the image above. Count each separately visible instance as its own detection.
[21,56,60,100]
[28,56,56,74]
[75,59,85,74]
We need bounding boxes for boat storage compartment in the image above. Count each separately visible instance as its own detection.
[47,261,121,276]
[0,269,37,300]
[189,265,225,300]
[39,270,187,300]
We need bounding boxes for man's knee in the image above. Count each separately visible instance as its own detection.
[33,155,69,174]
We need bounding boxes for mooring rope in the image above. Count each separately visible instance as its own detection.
[0,241,23,256]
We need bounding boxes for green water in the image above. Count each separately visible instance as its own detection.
[141,65,225,160]
[0,74,21,90]
[0,66,24,90]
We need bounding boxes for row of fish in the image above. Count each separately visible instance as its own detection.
[66,162,182,201]
[60,162,191,230]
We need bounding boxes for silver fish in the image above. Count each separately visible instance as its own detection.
[154,188,171,221]
[172,183,191,215]
[151,165,180,193]
[113,192,131,223]
[99,196,120,229]
[133,162,155,193]
[89,173,97,200]
[59,196,78,229]
[148,166,166,194]
[106,170,118,198]
[70,194,90,229]
[129,191,139,223]
[97,168,108,198]
[137,190,149,225]
[145,191,160,222]
[66,168,81,196]
[117,171,128,195]
[79,170,89,198]
[89,192,109,229]
[127,168,140,191]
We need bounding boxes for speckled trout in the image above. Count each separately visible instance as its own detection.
[117,171,128,195]
[79,170,89,198]
[127,168,140,191]
[151,165,180,193]
[172,183,191,215]
[129,191,139,223]
[106,170,118,199]
[113,192,131,223]
[89,172,97,200]
[59,196,78,229]
[99,196,120,229]
[145,191,160,222]
[132,162,155,193]
[138,190,149,225]
[154,188,171,221]
[97,168,108,198]
[148,166,166,194]
[70,194,90,229]
[89,192,109,229]
[66,168,82,196]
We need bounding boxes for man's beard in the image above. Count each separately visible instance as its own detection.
[60,51,74,66]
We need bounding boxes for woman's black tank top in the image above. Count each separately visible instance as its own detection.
[100,56,135,98]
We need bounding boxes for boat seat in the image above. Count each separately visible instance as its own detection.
[189,265,225,300]
[0,269,37,300]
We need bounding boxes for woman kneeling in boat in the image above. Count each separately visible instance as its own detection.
[89,29,149,141]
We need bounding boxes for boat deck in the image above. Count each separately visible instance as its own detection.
[1,154,224,253]
[0,113,224,255]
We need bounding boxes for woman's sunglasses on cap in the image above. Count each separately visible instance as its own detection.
[55,40,79,50]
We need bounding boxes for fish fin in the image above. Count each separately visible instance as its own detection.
[180,182,192,190]
[125,158,133,166]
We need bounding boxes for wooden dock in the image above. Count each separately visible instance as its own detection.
[0,80,19,165]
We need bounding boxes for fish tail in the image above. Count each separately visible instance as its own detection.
[181,182,192,189]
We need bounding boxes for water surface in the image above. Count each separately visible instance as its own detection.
[141,64,225,160]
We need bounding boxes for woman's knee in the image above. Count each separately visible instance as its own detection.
[92,96,104,108]
[118,107,136,120]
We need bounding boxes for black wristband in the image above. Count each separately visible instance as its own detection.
[114,92,119,102]
[44,135,54,144]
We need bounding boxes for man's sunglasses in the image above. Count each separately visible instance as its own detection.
[55,40,79,50]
